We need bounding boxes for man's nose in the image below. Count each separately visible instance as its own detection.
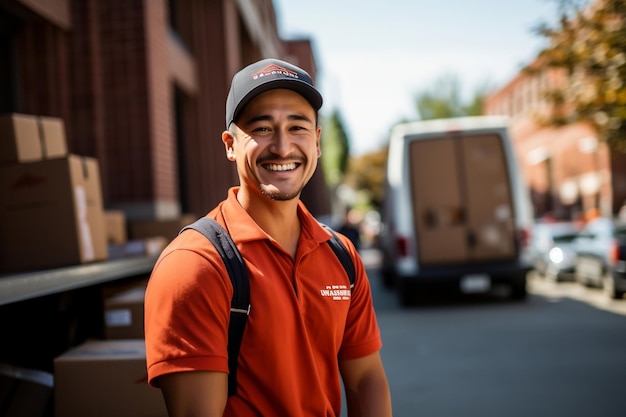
[270,129,292,156]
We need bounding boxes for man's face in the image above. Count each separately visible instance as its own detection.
[225,88,321,201]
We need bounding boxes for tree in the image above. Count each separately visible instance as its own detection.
[530,0,626,152]
[320,109,350,188]
[415,73,493,120]
[343,147,388,209]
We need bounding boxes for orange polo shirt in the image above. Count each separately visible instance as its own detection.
[144,187,382,417]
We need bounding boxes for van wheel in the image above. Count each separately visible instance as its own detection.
[396,282,414,307]
[398,291,414,307]
[510,277,528,301]
[381,268,395,289]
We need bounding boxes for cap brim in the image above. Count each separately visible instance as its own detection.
[230,79,323,126]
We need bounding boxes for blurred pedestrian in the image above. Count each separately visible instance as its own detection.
[338,207,362,249]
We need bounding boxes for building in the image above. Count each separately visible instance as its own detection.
[0,0,330,224]
[484,64,626,221]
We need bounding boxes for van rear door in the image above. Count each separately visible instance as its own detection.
[409,132,516,266]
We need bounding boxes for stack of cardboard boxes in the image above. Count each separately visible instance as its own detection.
[0,113,170,416]
[53,277,168,417]
[105,211,176,260]
[0,113,108,272]
[0,112,176,271]
[55,277,167,416]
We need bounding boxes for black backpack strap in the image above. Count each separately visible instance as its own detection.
[179,217,249,397]
[179,219,355,398]
[321,224,356,288]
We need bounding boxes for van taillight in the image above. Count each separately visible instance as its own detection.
[517,228,530,249]
[610,239,619,266]
[395,236,410,257]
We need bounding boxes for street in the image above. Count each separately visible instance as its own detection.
[360,249,626,417]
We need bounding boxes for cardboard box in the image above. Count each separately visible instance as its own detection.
[103,281,146,339]
[54,339,168,417]
[108,237,168,259]
[0,363,54,417]
[0,113,41,163]
[0,155,108,272]
[129,213,197,242]
[105,210,127,244]
[38,115,68,159]
[0,113,68,164]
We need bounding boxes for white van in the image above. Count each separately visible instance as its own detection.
[379,116,534,305]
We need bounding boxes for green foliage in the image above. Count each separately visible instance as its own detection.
[529,0,626,153]
[320,110,350,187]
[415,73,493,120]
[465,80,495,116]
[343,147,388,209]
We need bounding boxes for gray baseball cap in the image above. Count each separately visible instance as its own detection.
[225,58,323,128]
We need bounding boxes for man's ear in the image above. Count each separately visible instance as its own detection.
[222,130,236,161]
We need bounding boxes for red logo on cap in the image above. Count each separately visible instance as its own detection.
[252,64,299,80]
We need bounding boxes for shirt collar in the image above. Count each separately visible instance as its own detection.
[221,187,332,246]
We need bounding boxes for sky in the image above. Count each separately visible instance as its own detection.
[273,0,561,156]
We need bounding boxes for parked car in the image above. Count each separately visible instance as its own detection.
[529,221,580,282]
[574,217,626,299]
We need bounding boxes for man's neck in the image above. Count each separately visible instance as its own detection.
[237,188,301,258]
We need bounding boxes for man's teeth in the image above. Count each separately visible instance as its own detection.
[265,163,296,171]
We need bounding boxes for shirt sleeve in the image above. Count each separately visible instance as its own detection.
[144,236,233,386]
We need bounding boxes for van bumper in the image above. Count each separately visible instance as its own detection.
[399,261,531,281]
[395,261,531,298]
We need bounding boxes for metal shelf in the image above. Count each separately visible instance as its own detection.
[0,256,158,306]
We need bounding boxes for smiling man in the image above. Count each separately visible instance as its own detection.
[144,58,392,417]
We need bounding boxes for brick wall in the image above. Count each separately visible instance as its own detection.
[486,68,619,219]
[2,0,329,221]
